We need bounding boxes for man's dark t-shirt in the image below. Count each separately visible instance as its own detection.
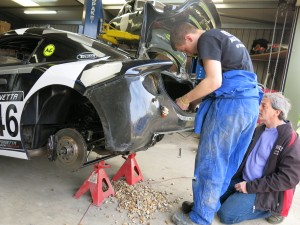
[197,29,253,72]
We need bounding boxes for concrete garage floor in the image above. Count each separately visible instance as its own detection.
[0,132,299,225]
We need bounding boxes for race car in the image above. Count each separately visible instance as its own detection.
[0,27,196,169]
[0,0,220,170]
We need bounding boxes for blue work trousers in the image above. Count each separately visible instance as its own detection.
[217,178,271,224]
[189,98,259,225]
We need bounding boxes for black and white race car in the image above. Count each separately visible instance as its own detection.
[0,0,219,169]
[0,27,197,169]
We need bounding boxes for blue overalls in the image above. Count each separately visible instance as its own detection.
[189,70,263,225]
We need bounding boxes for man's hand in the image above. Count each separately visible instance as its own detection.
[234,181,248,194]
[176,97,189,110]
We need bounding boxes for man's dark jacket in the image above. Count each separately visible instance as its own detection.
[233,122,300,216]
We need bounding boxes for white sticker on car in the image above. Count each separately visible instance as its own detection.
[24,59,101,102]
[80,61,122,86]
[77,52,98,60]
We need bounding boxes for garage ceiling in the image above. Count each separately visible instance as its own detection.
[0,0,297,28]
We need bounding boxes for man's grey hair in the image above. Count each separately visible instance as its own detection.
[263,92,291,120]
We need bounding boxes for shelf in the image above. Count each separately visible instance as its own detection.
[250,50,287,61]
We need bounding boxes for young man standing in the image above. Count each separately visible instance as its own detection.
[170,22,262,225]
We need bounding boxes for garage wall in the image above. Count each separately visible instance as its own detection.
[225,28,291,91]
[284,8,300,129]
[26,24,79,33]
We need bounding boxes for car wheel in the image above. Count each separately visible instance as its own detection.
[54,128,87,170]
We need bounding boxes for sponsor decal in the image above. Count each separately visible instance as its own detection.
[43,44,55,57]
[77,52,98,60]
[0,139,22,150]
[0,91,23,101]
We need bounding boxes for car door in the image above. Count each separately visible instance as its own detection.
[0,35,41,159]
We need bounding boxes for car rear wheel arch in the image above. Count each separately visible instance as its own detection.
[20,85,105,154]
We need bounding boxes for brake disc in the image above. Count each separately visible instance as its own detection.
[54,128,87,171]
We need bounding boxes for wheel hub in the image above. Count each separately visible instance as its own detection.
[57,136,79,164]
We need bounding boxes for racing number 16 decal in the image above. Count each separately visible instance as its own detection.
[0,104,18,137]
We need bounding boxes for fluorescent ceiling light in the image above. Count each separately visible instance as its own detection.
[13,0,39,7]
[24,10,57,14]
[35,0,58,2]
[102,0,125,4]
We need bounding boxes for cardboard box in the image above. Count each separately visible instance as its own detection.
[0,21,11,34]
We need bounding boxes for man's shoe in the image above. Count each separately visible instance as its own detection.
[182,201,194,213]
[266,215,285,224]
[172,211,199,225]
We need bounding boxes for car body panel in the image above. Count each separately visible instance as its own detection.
[86,60,194,152]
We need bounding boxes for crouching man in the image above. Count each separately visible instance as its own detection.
[217,92,300,224]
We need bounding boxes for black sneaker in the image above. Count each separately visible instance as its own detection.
[266,215,285,224]
[182,201,194,213]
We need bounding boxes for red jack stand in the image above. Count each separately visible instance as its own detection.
[112,153,144,185]
[74,161,115,206]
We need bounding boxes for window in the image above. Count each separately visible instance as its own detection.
[0,36,41,65]
[30,38,79,63]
